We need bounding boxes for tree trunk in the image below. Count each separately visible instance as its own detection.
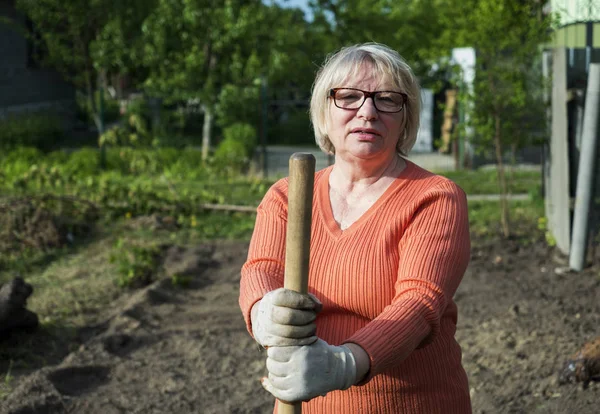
[494,114,510,238]
[202,105,213,161]
[85,69,99,131]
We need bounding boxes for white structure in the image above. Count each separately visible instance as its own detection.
[450,47,476,161]
[551,0,600,25]
[413,88,434,153]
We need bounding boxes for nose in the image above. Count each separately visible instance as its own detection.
[357,96,378,120]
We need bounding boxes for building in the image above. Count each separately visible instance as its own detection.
[0,0,75,119]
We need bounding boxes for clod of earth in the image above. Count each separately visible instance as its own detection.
[0,277,39,337]
[558,336,600,386]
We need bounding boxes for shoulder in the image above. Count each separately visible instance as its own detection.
[402,160,467,204]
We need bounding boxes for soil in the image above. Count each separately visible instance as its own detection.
[1,237,599,414]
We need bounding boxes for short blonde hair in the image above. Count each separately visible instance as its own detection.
[310,43,421,156]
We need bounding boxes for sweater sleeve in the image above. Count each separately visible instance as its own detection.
[239,179,289,336]
[346,180,471,381]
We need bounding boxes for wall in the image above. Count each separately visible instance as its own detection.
[0,0,75,117]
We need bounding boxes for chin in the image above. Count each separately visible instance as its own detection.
[348,149,389,162]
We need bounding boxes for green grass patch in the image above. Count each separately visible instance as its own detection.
[468,198,545,239]
[436,168,541,195]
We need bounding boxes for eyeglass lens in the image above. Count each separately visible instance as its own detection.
[333,89,405,112]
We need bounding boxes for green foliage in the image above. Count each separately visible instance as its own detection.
[1,147,270,221]
[109,238,162,288]
[0,113,64,151]
[537,216,557,247]
[269,110,314,146]
[0,147,45,181]
[311,0,447,79]
[62,148,102,176]
[170,273,193,288]
[76,91,121,126]
[213,123,258,172]
[468,198,545,238]
[98,97,155,148]
[215,84,261,128]
[435,0,553,152]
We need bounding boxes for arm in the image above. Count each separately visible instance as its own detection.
[239,181,289,333]
[240,180,321,347]
[347,182,471,381]
[344,342,371,383]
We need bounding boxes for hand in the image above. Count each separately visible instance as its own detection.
[261,339,357,402]
[252,288,322,347]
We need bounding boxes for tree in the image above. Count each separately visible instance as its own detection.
[140,0,285,160]
[16,0,110,133]
[310,0,447,81]
[15,0,156,137]
[435,0,553,237]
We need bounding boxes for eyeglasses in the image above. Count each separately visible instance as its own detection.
[329,88,407,113]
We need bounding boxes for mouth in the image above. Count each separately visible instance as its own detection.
[350,128,381,136]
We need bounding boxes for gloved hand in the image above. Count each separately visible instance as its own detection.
[252,288,322,347]
[261,339,357,402]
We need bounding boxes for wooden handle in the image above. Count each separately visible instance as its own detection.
[278,153,315,414]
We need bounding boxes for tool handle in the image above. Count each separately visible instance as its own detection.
[278,153,315,414]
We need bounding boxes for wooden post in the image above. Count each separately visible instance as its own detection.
[278,153,315,414]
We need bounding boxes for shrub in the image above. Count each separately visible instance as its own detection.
[76,91,121,126]
[0,112,64,151]
[63,148,101,176]
[213,123,257,172]
[269,110,314,146]
[109,238,162,288]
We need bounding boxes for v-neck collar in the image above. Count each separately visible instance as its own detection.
[317,158,416,239]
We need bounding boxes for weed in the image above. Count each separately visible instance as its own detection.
[537,216,557,247]
[171,273,193,288]
[109,238,162,288]
[0,360,14,400]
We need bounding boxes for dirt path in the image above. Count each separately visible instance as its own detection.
[1,239,599,413]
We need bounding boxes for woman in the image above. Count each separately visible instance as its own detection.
[239,43,472,413]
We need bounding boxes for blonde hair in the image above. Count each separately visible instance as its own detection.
[310,43,421,156]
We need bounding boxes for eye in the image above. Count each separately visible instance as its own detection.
[377,92,402,104]
[336,90,362,101]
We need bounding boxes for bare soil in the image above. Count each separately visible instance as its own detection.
[1,237,599,414]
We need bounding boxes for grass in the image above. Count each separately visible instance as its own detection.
[435,168,541,195]
[0,360,13,400]
[468,198,546,239]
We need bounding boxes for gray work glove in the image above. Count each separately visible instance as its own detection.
[261,339,357,402]
[252,288,322,347]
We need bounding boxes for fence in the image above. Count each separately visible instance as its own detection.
[544,47,600,265]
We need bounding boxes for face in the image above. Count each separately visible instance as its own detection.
[326,64,405,163]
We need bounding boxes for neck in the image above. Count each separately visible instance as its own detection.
[330,153,403,191]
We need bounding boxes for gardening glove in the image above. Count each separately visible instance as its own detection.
[252,288,322,348]
[261,339,357,402]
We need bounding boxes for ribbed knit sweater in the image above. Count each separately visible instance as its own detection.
[239,160,472,414]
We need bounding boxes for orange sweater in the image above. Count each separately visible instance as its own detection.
[239,160,472,414]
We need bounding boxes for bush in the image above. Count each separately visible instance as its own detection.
[110,238,162,288]
[76,90,121,126]
[63,148,101,176]
[0,147,45,183]
[0,112,65,151]
[215,84,260,128]
[269,110,314,146]
[213,123,257,172]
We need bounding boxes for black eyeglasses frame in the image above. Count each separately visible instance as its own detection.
[328,88,408,113]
